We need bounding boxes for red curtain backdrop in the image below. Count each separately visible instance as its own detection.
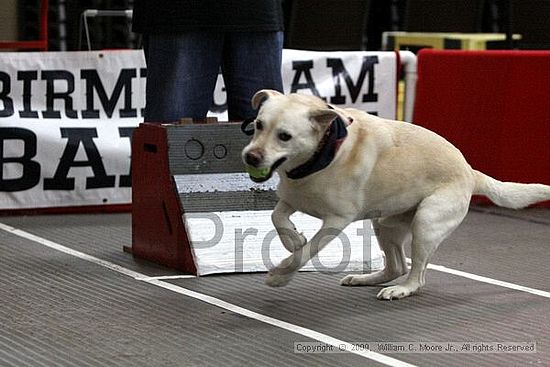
[413,50,550,205]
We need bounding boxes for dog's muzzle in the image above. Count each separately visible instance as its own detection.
[241,117,286,182]
[244,155,287,183]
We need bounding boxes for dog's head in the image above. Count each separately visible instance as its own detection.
[242,89,340,182]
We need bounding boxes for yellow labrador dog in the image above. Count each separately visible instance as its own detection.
[242,89,550,300]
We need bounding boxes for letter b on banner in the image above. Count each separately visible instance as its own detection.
[0,128,41,191]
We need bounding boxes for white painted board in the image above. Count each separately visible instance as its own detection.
[184,210,383,276]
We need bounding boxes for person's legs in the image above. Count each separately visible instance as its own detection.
[143,32,223,122]
[222,32,284,121]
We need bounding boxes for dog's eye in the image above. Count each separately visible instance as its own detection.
[278,132,292,142]
[256,120,263,131]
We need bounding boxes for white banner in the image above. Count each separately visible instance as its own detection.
[0,50,397,210]
[280,49,397,118]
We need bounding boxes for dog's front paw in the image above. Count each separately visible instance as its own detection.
[340,274,375,286]
[265,272,294,287]
[376,284,418,300]
[340,274,357,286]
[340,270,407,287]
[265,255,298,287]
[292,232,307,251]
[280,231,307,252]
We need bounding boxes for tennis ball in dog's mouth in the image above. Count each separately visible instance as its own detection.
[245,165,270,179]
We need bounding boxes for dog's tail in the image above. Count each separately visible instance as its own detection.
[473,170,550,209]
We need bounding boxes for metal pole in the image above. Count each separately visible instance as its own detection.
[503,0,514,49]
[57,0,67,51]
[78,9,134,50]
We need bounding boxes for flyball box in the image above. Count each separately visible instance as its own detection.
[129,120,383,275]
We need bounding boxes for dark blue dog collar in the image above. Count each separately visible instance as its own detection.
[286,116,350,180]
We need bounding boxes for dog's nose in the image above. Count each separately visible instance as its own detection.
[245,150,264,167]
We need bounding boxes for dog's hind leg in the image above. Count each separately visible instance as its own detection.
[377,187,470,300]
[340,211,413,286]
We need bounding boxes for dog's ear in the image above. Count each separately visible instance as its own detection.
[309,108,339,128]
[251,89,282,110]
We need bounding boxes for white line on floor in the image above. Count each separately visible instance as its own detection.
[0,222,415,367]
[427,263,550,298]
[404,258,550,299]
[134,275,197,281]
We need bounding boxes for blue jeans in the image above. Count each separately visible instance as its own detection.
[143,31,284,122]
